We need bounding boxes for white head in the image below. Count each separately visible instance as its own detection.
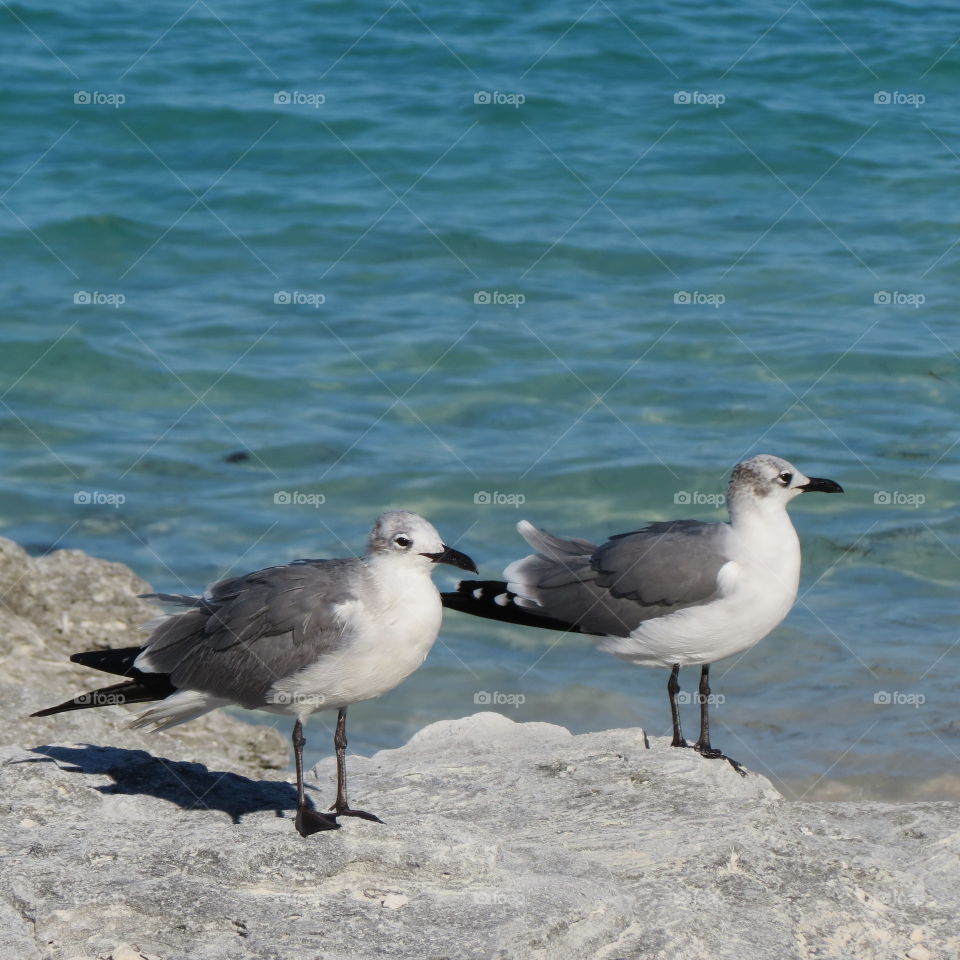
[727,454,843,518]
[367,510,477,573]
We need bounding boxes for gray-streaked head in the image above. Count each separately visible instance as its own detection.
[728,455,843,514]
[367,510,478,573]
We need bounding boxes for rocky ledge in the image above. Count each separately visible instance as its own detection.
[1,538,957,960]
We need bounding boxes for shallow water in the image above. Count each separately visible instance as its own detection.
[1,0,958,798]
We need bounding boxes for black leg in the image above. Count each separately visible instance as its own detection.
[694,664,713,752]
[668,665,687,748]
[692,665,746,777]
[292,718,339,836]
[328,707,384,823]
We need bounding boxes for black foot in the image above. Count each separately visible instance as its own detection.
[330,804,384,824]
[295,806,341,837]
[671,738,689,749]
[693,743,747,777]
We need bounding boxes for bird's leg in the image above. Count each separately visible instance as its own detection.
[668,665,687,748]
[329,707,384,823]
[693,664,714,752]
[292,719,340,836]
[692,665,746,777]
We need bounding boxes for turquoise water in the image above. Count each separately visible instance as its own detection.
[2,1,958,799]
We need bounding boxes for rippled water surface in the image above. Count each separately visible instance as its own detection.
[2,0,958,799]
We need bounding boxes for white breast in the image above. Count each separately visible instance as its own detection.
[265,563,443,717]
[599,512,802,668]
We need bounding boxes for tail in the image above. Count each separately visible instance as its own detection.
[514,519,596,561]
[441,580,582,633]
[30,644,176,719]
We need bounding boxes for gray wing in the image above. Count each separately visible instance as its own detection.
[508,520,731,636]
[136,558,366,708]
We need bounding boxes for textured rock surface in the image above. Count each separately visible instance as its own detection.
[2,540,959,960]
[1,537,286,775]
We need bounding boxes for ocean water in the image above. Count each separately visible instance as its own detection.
[2,0,958,801]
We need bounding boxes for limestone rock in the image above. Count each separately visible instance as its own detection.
[0,536,286,776]
[1,712,957,959]
[1,538,957,959]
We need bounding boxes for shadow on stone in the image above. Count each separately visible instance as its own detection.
[24,744,307,825]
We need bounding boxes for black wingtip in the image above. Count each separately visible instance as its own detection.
[441,580,584,634]
[70,646,144,678]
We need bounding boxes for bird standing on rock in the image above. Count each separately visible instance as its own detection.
[442,455,843,772]
[33,510,477,836]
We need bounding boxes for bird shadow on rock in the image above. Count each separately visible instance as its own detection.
[22,744,311,826]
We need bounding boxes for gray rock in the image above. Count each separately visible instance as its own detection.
[1,539,958,959]
[1,537,287,776]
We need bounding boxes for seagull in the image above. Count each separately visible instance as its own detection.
[32,510,477,836]
[442,455,842,772]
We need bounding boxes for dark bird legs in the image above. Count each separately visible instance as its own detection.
[666,664,746,776]
[329,708,383,823]
[292,708,385,837]
[292,719,339,836]
[667,665,687,748]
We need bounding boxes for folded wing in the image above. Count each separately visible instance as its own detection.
[135,558,365,707]
[505,519,731,636]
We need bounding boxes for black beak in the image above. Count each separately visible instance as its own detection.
[421,544,478,573]
[798,477,844,494]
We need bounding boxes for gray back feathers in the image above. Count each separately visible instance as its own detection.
[507,520,730,636]
[138,559,369,708]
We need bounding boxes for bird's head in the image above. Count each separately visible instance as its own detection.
[728,454,843,515]
[367,510,477,573]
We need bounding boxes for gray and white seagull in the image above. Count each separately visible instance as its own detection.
[33,510,476,836]
[442,455,842,772]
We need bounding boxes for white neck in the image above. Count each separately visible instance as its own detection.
[726,500,801,597]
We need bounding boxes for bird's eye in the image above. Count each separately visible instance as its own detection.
[394,535,412,548]
[779,472,793,485]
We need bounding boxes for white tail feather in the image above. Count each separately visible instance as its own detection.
[515,520,596,561]
[129,690,227,732]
